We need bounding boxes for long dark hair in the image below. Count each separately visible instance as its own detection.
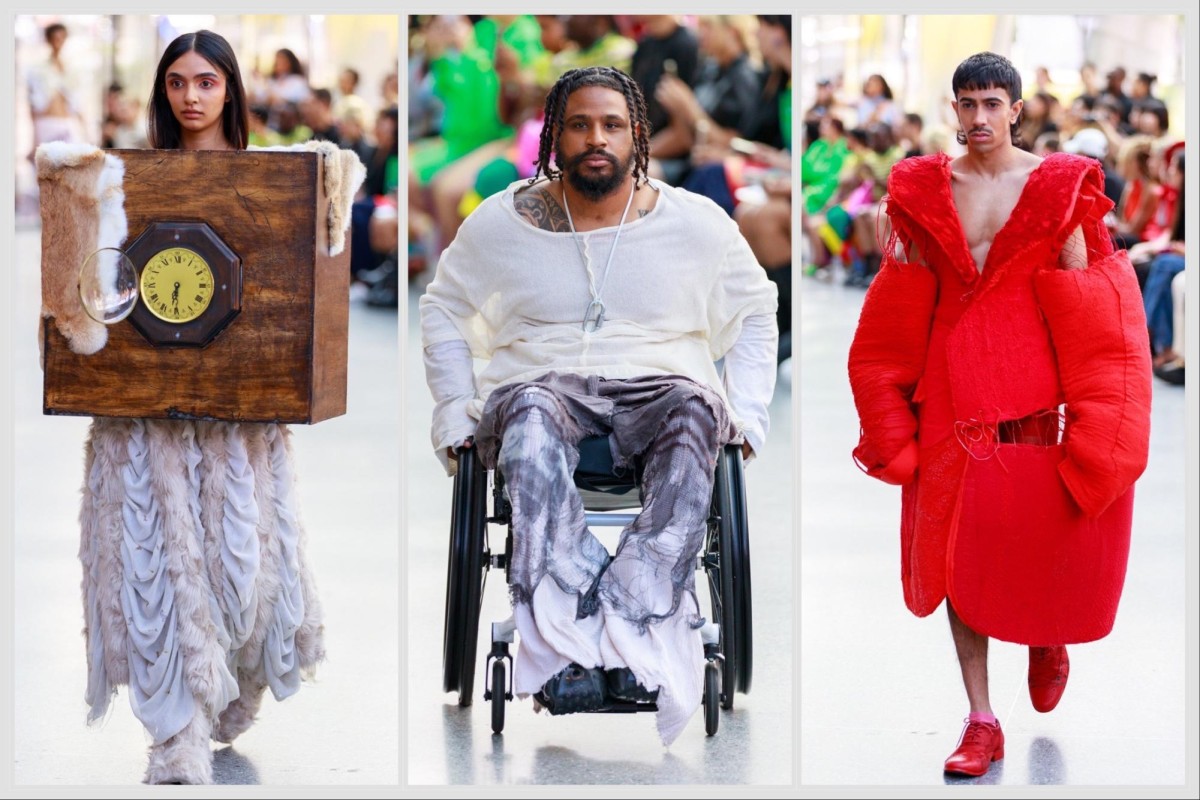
[147,30,248,150]
[273,48,305,79]
[531,66,650,186]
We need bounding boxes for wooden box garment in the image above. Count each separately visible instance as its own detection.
[42,149,349,423]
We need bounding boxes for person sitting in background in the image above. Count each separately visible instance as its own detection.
[1114,136,1159,251]
[246,104,280,147]
[898,112,925,159]
[630,15,700,137]
[856,73,898,128]
[266,47,311,105]
[1063,127,1124,207]
[650,15,761,185]
[301,88,341,145]
[801,115,849,215]
[1132,98,1170,141]
[1130,148,1185,370]
[803,78,839,149]
[337,102,374,164]
[272,101,313,145]
[1018,91,1058,149]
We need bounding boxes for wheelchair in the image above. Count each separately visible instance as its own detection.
[441,433,753,737]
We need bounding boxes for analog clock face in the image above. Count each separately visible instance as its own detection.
[139,247,215,323]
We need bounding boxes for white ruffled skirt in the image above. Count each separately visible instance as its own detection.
[79,418,324,747]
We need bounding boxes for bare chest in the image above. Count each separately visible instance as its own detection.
[950,171,1031,271]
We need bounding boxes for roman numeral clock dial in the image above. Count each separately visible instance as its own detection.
[140,247,214,323]
[124,221,242,347]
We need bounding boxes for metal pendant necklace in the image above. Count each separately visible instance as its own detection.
[561,179,637,332]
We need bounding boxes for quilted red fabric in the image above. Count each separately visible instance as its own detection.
[848,152,1152,644]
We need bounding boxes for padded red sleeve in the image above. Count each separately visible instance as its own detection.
[1033,248,1152,517]
[848,253,938,485]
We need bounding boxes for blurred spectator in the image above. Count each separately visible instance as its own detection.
[1114,136,1158,250]
[273,102,313,145]
[1033,131,1061,156]
[1063,127,1124,206]
[268,48,311,105]
[1100,66,1132,126]
[1131,71,1158,102]
[381,71,399,108]
[1130,149,1185,371]
[333,66,371,133]
[801,115,849,215]
[1132,98,1169,139]
[27,22,86,150]
[898,112,924,158]
[553,16,636,73]
[1019,91,1058,149]
[1075,61,1100,106]
[302,88,341,144]
[803,78,839,149]
[337,102,373,164]
[352,106,400,297]
[247,104,280,147]
[101,82,149,149]
[651,15,760,185]
[857,74,898,128]
[631,15,700,136]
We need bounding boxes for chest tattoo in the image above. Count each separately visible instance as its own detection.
[514,187,572,232]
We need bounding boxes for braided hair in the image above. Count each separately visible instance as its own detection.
[531,66,651,185]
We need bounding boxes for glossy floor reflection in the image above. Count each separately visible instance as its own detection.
[12,227,400,785]
[799,274,1187,785]
[405,282,794,784]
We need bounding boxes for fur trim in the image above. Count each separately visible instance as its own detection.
[237,425,279,683]
[278,427,326,673]
[197,422,262,653]
[212,672,267,744]
[36,144,126,355]
[262,423,315,698]
[143,421,239,730]
[79,420,324,756]
[80,419,136,722]
[144,713,213,785]
[249,141,364,255]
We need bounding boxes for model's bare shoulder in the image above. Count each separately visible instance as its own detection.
[513,182,571,232]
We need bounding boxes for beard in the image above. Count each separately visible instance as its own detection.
[556,146,635,201]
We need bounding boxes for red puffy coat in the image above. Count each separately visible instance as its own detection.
[848,152,1152,645]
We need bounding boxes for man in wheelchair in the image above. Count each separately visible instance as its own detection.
[420,66,778,745]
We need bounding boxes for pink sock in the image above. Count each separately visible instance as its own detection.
[968,711,998,725]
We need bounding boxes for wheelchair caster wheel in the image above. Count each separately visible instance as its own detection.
[704,660,720,736]
[491,659,506,734]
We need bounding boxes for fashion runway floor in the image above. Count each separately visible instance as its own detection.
[404,280,795,785]
[798,271,1188,785]
[11,226,400,785]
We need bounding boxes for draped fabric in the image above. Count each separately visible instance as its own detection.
[80,418,324,747]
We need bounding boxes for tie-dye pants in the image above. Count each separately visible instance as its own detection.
[474,372,738,744]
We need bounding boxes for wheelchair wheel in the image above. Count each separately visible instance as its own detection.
[704,660,720,736]
[442,447,488,706]
[491,659,506,734]
[714,444,753,695]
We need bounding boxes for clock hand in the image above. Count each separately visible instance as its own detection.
[172,281,180,309]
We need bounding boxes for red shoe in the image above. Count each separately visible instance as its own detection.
[1028,645,1069,712]
[944,718,1004,777]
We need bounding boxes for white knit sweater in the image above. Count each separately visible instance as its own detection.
[420,178,779,470]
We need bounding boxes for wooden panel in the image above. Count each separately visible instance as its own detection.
[42,149,348,424]
[309,157,351,422]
